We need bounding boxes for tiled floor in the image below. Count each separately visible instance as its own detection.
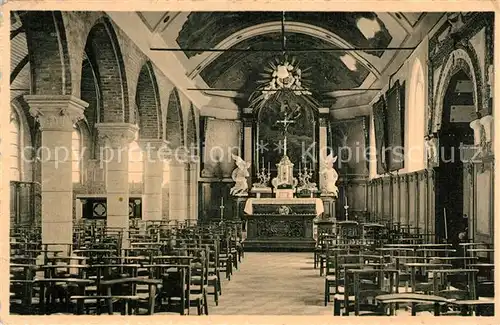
[208,252,332,315]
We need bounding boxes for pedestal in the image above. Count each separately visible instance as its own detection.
[320,196,336,219]
[233,197,248,221]
[315,196,336,240]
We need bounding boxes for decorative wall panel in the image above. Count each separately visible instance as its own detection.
[201,118,241,178]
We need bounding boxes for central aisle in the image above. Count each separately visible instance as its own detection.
[210,252,332,315]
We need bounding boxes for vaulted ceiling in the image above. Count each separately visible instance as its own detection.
[137,11,444,112]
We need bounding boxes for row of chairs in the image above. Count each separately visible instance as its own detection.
[315,220,494,316]
[10,220,244,315]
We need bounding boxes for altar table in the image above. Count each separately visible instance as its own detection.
[242,198,324,252]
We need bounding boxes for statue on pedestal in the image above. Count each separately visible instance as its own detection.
[230,154,251,196]
[320,153,339,197]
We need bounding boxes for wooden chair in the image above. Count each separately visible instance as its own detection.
[96,277,162,315]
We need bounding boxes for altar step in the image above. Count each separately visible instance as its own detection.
[242,238,316,252]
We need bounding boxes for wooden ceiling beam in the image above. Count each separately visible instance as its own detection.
[151,47,416,53]
[186,87,382,92]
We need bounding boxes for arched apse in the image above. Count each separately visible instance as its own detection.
[406,58,426,171]
[83,18,130,123]
[165,88,185,149]
[135,61,162,139]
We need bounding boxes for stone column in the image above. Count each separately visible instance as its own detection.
[318,108,330,190]
[187,159,200,225]
[96,123,138,249]
[25,95,87,251]
[242,108,254,189]
[169,152,188,222]
[139,140,166,221]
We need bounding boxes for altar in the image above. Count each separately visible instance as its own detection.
[226,83,339,251]
[242,198,323,251]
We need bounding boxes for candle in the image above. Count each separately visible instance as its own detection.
[443,208,448,240]
[344,193,347,206]
[268,162,270,172]
[299,162,302,173]
[261,157,264,169]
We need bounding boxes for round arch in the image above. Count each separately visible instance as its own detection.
[136,61,162,139]
[190,21,381,79]
[83,17,130,123]
[432,47,481,133]
[21,11,72,95]
[165,88,185,149]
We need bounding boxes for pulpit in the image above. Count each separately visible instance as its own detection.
[242,198,323,251]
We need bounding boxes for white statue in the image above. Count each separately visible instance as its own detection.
[425,135,438,165]
[230,154,251,196]
[320,153,339,197]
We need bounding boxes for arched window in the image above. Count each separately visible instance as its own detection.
[9,111,21,181]
[128,132,143,183]
[407,59,426,171]
[72,126,82,183]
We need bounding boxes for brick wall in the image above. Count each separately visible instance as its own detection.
[13,11,201,220]
[166,89,184,148]
[136,62,162,139]
[22,11,72,95]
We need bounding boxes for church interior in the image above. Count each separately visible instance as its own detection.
[5,11,495,316]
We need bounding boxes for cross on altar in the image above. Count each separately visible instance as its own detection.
[276,113,295,156]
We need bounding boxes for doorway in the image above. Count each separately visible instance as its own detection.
[435,70,474,245]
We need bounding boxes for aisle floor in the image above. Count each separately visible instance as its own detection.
[209,252,332,315]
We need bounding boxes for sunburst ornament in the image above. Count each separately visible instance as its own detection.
[261,58,312,100]
[249,57,315,109]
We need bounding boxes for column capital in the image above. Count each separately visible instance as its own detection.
[96,123,139,149]
[25,95,88,132]
[138,139,168,151]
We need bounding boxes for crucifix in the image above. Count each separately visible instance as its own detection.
[276,112,296,156]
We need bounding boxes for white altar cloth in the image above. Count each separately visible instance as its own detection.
[244,198,324,216]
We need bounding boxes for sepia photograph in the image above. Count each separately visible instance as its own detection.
[1,5,496,320]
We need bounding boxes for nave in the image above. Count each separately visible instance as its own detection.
[10,219,494,316]
[5,10,495,319]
